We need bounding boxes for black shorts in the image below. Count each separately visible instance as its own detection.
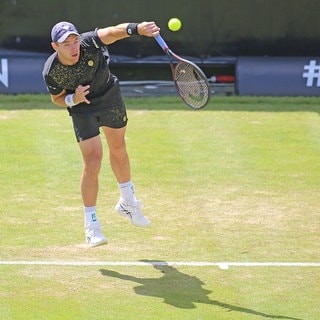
[71,101,128,142]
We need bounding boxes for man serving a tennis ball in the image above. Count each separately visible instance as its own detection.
[42,20,160,247]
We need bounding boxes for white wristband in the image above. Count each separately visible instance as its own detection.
[65,94,76,107]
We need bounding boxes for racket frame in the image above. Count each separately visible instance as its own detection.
[155,35,210,109]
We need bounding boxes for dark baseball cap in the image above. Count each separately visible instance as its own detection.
[51,21,79,43]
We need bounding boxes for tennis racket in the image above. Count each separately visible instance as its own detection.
[155,34,210,110]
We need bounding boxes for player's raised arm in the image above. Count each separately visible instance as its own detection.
[97,21,160,45]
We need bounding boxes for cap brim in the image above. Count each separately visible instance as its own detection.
[57,31,79,43]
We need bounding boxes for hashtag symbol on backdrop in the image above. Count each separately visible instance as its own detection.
[302,60,320,87]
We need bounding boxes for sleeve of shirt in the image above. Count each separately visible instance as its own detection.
[42,54,64,95]
[44,75,63,95]
[80,30,110,63]
[81,30,107,50]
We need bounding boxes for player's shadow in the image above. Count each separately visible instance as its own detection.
[99,260,302,319]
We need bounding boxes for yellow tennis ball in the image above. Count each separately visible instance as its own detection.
[168,18,182,32]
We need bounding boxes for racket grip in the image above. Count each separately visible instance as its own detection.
[155,34,168,51]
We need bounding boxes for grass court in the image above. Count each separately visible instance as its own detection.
[0,94,319,319]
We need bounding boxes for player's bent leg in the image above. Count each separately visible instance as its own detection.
[102,126,151,227]
[102,126,131,183]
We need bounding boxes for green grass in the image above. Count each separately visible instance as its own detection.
[0,95,319,319]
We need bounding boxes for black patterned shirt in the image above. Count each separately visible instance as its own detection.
[42,30,118,113]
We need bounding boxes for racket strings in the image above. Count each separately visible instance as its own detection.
[174,62,209,109]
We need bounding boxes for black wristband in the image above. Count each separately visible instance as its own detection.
[126,23,139,35]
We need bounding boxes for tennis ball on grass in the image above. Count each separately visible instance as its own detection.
[168,18,182,31]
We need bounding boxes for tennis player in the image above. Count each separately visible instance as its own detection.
[42,21,160,247]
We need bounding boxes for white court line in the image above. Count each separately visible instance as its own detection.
[0,261,319,267]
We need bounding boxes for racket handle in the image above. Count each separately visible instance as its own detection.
[155,34,168,51]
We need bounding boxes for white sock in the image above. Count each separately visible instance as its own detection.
[84,206,99,227]
[118,181,137,204]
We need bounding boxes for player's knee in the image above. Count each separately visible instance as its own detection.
[83,155,102,175]
[109,139,126,154]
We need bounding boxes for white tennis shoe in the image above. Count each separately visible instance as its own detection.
[115,199,151,227]
[85,224,108,247]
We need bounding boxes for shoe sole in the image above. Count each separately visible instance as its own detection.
[116,210,151,227]
[87,238,108,247]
